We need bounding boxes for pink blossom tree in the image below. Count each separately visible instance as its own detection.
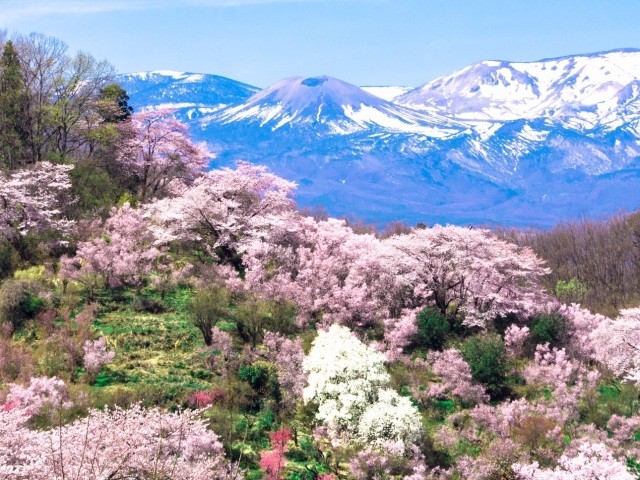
[512,441,634,479]
[0,403,238,479]
[60,203,164,291]
[504,324,530,358]
[524,343,576,391]
[259,428,292,480]
[145,162,296,265]
[0,162,75,243]
[427,349,488,405]
[590,307,640,382]
[263,332,306,413]
[117,109,210,202]
[242,216,385,328]
[82,336,115,383]
[383,226,551,328]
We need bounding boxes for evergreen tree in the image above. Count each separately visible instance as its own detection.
[0,41,28,169]
[98,83,133,123]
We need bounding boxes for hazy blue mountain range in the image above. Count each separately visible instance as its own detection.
[117,49,640,227]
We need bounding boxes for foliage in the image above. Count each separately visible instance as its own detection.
[529,313,567,349]
[461,333,510,398]
[188,286,229,346]
[0,278,45,332]
[414,306,450,351]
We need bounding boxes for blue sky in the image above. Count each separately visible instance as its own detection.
[2,0,640,88]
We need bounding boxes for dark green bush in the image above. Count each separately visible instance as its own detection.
[239,363,272,392]
[0,240,19,280]
[414,307,450,351]
[238,361,281,410]
[529,313,567,348]
[461,333,509,398]
[0,279,46,332]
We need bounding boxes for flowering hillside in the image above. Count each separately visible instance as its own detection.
[1,32,640,479]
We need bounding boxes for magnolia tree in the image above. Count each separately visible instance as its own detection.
[303,325,422,448]
[117,109,210,202]
[61,203,164,291]
[383,226,551,328]
[146,162,296,263]
[0,162,75,242]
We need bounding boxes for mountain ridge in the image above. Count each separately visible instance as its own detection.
[116,49,640,228]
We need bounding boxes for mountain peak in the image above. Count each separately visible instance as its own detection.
[212,75,462,136]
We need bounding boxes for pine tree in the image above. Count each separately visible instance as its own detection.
[98,83,133,123]
[0,41,28,169]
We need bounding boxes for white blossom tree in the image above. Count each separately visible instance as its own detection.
[303,324,422,447]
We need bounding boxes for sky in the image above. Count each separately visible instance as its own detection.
[1,0,640,88]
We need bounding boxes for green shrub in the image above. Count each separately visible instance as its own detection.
[235,297,271,348]
[414,307,450,351]
[238,361,281,410]
[0,240,19,280]
[555,277,588,304]
[529,313,567,348]
[461,333,509,398]
[0,279,46,332]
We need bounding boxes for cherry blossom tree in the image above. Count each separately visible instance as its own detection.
[117,109,210,202]
[2,376,70,418]
[589,307,640,382]
[263,332,306,413]
[0,403,239,479]
[349,441,426,480]
[145,161,296,264]
[0,162,75,242]
[504,324,530,358]
[512,441,634,479]
[60,203,163,291]
[427,349,488,405]
[524,343,576,391]
[383,226,551,328]
[83,336,115,383]
[242,216,385,328]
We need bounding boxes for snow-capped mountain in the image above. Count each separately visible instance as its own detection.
[398,49,640,131]
[117,70,259,120]
[208,75,463,138]
[116,50,640,227]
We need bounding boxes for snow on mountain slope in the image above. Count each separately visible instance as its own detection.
[117,70,259,114]
[210,75,464,138]
[361,86,413,101]
[119,51,640,227]
[397,49,640,129]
